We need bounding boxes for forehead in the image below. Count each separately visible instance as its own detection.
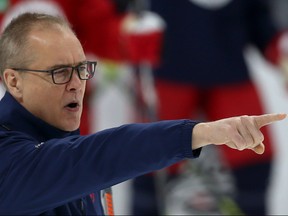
[27,26,85,67]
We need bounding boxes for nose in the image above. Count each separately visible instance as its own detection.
[66,70,83,92]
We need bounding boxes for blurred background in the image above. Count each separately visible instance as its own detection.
[1,0,288,215]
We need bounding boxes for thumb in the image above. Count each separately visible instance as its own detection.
[252,143,265,154]
[254,113,287,128]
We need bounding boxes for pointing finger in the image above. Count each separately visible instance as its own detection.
[251,143,265,154]
[254,113,287,128]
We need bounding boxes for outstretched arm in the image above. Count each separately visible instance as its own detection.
[192,113,287,154]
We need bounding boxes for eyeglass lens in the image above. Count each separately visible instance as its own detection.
[52,62,95,84]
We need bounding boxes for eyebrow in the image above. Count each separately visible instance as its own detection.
[48,61,87,70]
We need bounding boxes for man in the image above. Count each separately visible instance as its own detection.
[0,12,285,215]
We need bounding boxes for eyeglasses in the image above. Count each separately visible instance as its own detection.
[12,61,97,85]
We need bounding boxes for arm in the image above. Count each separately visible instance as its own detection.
[0,119,199,214]
[246,0,278,52]
[0,114,285,214]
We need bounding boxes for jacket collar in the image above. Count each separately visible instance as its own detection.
[0,91,79,141]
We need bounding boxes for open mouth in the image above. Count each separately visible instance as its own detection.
[65,102,79,110]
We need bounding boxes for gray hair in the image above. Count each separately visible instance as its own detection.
[0,12,74,87]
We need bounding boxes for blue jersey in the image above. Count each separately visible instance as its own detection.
[0,92,200,215]
[150,0,277,87]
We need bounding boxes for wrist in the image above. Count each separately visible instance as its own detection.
[192,122,211,150]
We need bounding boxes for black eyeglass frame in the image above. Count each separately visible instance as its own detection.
[11,61,97,85]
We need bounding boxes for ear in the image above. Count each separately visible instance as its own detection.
[3,69,23,101]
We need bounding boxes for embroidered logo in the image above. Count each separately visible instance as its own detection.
[35,142,45,149]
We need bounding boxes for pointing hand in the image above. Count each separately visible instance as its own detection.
[192,113,287,154]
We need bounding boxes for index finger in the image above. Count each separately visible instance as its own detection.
[254,113,287,128]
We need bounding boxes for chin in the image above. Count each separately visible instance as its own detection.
[66,125,79,132]
[61,122,80,132]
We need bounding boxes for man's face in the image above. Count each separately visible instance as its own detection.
[16,27,87,131]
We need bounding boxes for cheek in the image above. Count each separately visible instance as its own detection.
[23,85,63,114]
[25,86,51,103]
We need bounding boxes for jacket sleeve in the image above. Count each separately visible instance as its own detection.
[0,119,200,214]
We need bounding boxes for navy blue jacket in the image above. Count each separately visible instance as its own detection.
[150,0,278,87]
[0,92,200,215]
